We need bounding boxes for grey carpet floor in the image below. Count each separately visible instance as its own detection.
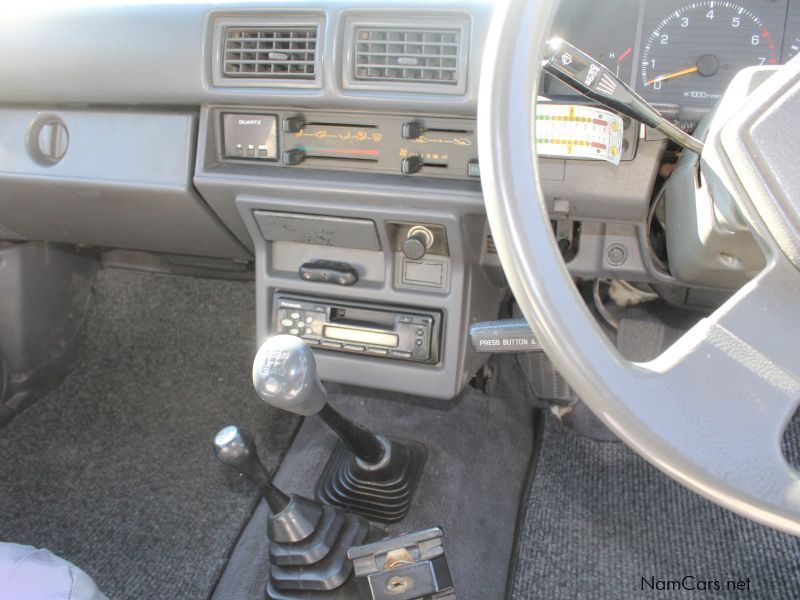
[0,268,299,600]
[512,415,800,599]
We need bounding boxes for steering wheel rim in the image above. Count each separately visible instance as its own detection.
[478,0,800,535]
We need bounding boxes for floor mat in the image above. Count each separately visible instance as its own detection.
[0,269,299,600]
[512,415,800,599]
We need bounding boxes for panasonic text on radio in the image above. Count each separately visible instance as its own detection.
[239,119,262,125]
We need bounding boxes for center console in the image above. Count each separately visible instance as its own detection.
[194,106,505,400]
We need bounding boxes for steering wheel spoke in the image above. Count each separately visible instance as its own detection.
[479,0,800,534]
[630,259,800,526]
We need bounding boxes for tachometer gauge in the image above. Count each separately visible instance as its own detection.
[639,0,786,108]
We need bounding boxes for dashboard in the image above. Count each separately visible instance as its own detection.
[547,0,800,119]
[0,0,780,400]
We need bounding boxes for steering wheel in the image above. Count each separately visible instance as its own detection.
[478,0,800,535]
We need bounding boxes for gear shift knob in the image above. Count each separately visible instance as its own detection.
[253,335,387,465]
[252,334,327,416]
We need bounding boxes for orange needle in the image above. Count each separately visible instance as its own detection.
[646,66,699,86]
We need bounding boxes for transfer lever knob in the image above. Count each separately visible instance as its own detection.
[213,425,290,514]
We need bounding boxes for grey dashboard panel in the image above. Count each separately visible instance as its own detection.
[0,1,492,116]
[543,139,664,222]
[0,108,249,259]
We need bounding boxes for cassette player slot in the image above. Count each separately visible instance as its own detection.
[274,294,441,364]
[330,306,395,329]
[323,325,399,348]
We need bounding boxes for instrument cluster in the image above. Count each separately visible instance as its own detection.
[547,0,800,118]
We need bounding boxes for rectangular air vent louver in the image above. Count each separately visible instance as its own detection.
[223,25,318,80]
[353,27,461,86]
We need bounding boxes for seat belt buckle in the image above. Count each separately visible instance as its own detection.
[347,527,455,600]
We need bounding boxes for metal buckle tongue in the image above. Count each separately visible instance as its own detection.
[347,527,455,600]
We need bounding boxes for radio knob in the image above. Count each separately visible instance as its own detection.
[402,226,434,261]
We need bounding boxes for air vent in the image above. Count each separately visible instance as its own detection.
[212,16,324,88]
[343,17,468,95]
[354,27,459,85]
[223,26,318,80]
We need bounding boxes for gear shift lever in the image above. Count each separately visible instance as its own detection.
[213,425,367,598]
[252,335,424,522]
[252,335,385,464]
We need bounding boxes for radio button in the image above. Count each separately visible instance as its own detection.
[367,347,389,356]
[304,337,321,345]
[289,328,300,335]
[391,350,413,359]
[305,316,314,324]
[344,344,365,352]
[322,341,343,349]
[280,318,294,327]
[290,312,301,319]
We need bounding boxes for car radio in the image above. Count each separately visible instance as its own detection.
[273,294,441,364]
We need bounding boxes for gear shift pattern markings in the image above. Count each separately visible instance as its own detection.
[253,335,326,416]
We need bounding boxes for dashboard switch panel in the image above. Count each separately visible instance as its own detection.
[215,108,478,181]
